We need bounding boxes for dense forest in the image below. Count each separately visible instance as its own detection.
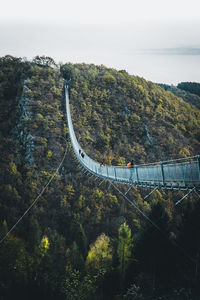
[158,83,200,110]
[0,55,200,300]
[177,82,200,98]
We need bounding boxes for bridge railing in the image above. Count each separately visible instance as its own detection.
[65,85,200,190]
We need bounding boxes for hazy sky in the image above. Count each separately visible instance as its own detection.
[1,0,200,84]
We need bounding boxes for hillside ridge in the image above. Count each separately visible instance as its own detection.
[0,55,200,300]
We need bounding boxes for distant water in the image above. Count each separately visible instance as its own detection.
[98,53,200,85]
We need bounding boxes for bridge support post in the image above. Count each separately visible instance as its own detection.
[197,155,200,181]
[114,168,117,180]
[160,163,165,187]
[135,167,139,183]
[106,166,109,178]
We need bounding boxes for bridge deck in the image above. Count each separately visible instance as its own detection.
[65,85,200,191]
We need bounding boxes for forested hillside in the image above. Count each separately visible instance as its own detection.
[177,82,200,98]
[0,55,200,300]
[158,83,200,110]
[61,64,200,164]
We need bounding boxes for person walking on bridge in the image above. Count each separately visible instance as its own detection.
[100,160,105,168]
[131,160,134,168]
[127,160,134,168]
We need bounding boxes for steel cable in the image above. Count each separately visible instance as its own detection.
[0,136,68,245]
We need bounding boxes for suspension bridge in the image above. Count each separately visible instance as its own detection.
[1,80,199,246]
[65,84,200,193]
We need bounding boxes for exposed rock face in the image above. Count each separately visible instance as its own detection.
[144,124,153,145]
[15,80,35,166]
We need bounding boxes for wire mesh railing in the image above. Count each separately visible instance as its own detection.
[65,85,200,190]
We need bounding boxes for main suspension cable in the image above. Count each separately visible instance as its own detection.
[0,136,68,245]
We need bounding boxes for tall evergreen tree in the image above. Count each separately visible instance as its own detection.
[117,222,133,292]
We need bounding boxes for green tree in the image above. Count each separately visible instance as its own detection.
[102,74,116,86]
[33,55,57,68]
[60,63,75,81]
[135,202,171,294]
[0,235,29,298]
[117,222,133,282]
[177,82,200,97]
[85,233,113,274]
[26,217,41,252]
[62,269,99,300]
[71,222,88,258]
[66,241,84,270]
[0,220,8,240]
[39,235,50,256]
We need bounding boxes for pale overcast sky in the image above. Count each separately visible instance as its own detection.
[0,0,200,84]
